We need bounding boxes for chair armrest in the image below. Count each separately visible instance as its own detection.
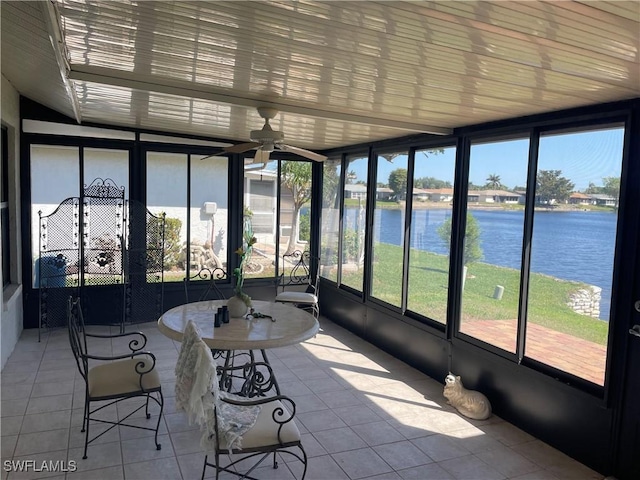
[220,394,297,424]
[85,331,148,352]
[83,350,157,374]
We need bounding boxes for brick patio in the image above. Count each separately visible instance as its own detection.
[461,320,606,385]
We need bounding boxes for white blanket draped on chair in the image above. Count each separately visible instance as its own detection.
[174,321,260,450]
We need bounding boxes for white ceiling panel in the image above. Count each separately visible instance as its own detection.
[71,80,417,148]
[2,1,639,151]
[1,1,77,120]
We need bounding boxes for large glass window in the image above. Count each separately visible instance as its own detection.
[242,159,314,280]
[407,146,456,323]
[243,160,277,279]
[371,151,408,307]
[1,127,9,287]
[278,160,314,282]
[147,152,187,282]
[341,155,368,291]
[526,126,623,385]
[30,146,131,288]
[280,160,313,257]
[459,138,530,351]
[320,158,341,282]
[147,152,229,284]
[30,145,80,285]
[31,145,80,216]
[190,155,229,276]
[84,148,129,199]
[82,149,129,287]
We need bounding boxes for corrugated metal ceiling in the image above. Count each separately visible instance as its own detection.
[2,1,639,151]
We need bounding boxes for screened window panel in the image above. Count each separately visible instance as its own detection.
[30,145,80,286]
[84,148,129,200]
[371,152,408,307]
[341,155,368,292]
[244,161,277,279]
[459,138,529,351]
[406,146,456,323]
[1,127,9,287]
[526,126,623,386]
[147,152,187,282]
[320,159,341,282]
[279,160,313,277]
[189,155,229,274]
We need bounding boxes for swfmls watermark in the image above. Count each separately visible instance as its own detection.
[3,460,77,473]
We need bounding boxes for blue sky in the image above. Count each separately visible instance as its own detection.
[348,126,624,191]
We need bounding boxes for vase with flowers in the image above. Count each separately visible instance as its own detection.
[227,219,257,317]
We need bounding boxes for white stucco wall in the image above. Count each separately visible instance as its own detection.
[1,74,24,369]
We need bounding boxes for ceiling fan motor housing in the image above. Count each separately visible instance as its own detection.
[251,106,284,143]
[250,125,284,143]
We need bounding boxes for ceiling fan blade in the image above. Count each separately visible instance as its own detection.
[224,142,260,153]
[198,150,225,161]
[278,144,327,162]
[244,161,267,170]
[253,149,271,163]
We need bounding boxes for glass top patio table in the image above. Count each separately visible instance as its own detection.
[157,299,319,351]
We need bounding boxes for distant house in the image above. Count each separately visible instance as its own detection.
[514,190,527,204]
[344,184,368,200]
[569,193,593,205]
[469,189,523,204]
[245,167,280,239]
[425,188,454,202]
[588,194,617,207]
[376,186,393,200]
[412,187,430,201]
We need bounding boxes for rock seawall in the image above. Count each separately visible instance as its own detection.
[567,285,601,319]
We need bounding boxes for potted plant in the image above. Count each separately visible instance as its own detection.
[227,220,257,317]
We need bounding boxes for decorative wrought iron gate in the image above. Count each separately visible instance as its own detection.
[37,197,81,340]
[38,178,165,338]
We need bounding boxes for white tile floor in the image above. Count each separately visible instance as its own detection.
[1,316,606,480]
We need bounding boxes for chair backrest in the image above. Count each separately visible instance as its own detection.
[277,250,319,294]
[67,296,89,383]
[175,320,219,427]
[183,266,227,303]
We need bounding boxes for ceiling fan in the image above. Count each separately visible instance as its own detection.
[224,107,327,163]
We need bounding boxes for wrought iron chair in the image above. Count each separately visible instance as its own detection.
[175,321,307,480]
[274,250,320,320]
[201,390,306,480]
[183,266,228,303]
[67,296,164,459]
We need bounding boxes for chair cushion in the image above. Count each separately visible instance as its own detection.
[274,291,317,305]
[88,355,161,399]
[220,400,301,450]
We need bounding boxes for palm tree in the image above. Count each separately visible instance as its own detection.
[281,161,312,255]
[485,174,502,190]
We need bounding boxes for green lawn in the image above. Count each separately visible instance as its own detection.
[346,243,609,345]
